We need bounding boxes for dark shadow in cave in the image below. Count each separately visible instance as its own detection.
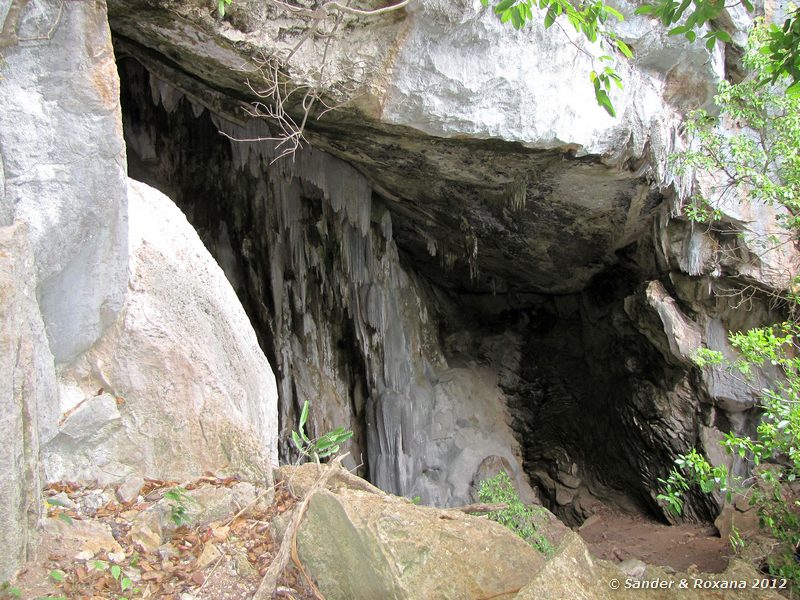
[116,53,719,526]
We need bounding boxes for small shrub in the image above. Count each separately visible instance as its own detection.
[163,487,193,527]
[291,400,353,464]
[478,471,554,556]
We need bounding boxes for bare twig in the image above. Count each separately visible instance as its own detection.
[0,0,29,47]
[224,481,280,527]
[221,0,408,161]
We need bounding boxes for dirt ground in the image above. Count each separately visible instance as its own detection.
[578,505,730,573]
[6,480,735,600]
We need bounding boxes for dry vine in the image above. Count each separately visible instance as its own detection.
[221,0,411,162]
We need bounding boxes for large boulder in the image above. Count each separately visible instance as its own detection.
[44,179,279,484]
[0,223,57,581]
[282,463,781,600]
[285,463,544,600]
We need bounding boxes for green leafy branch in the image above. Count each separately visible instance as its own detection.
[673,25,800,237]
[291,400,354,463]
[634,0,736,50]
[636,0,800,96]
[658,322,800,585]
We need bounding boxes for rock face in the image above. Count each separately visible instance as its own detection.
[120,67,537,507]
[108,0,798,523]
[0,223,57,581]
[45,179,279,483]
[0,0,128,365]
[1,0,280,577]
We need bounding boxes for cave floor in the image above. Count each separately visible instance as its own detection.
[578,505,729,573]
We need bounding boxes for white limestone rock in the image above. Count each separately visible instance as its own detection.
[625,280,703,367]
[45,179,279,485]
[0,0,128,364]
[0,223,58,581]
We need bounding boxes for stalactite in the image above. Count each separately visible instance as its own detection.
[508,174,527,211]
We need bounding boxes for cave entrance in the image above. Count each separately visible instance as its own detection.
[115,53,718,528]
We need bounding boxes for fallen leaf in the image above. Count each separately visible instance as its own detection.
[141,571,164,581]
[211,525,230,541]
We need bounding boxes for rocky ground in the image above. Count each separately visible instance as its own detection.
[3,468,785,600]
[8,476,315,600]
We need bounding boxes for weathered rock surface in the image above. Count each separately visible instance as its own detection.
[281,463,779,600]
[0,223,57,581]
[1,0,283,578]
[44,179,279,484]
[120,74,537,508]
[129,481,260,551]
[41,518,123,561]
[0,0,128,364]
[287,464,543,600]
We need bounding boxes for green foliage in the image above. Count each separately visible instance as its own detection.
[761,7,800,95]
[0,582,21,599]
[291,400,354,463]
[658,323,800,588]
[635,0,737,49]
[480,0,629,116]
[659,25,800,590]
[217,0,232,17]
[48,570,65,584]
[163,487,193,527]
[637,0,800,95]
[89,560,139,599]
[674,26,800,232]
[478,471,554,555]
[482,0,800,117]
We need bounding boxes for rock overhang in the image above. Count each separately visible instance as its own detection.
[106,0,719,294]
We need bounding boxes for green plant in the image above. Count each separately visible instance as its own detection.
[217,0,232,17]
[163,487,194,527]
[89,560,139,599]
[480,0,630,116]
[478,471,554,556]
[658,325,800,587]
[291,400,353,463]
[482,0,800,118]
[652,30,800,583]
[637,1,800,96]
[0,582,21,599]
[672,26,800,232]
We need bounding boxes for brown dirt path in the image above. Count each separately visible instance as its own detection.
[578,506,730,573]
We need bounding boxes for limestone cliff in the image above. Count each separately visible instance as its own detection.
[107,0,797,524]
